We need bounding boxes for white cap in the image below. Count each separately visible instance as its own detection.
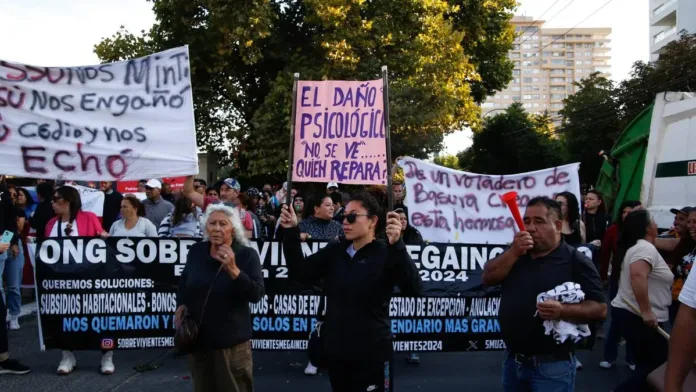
[145,179,162,189]
[327,182,339,189]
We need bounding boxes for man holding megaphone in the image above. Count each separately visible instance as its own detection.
[483,196,607,392]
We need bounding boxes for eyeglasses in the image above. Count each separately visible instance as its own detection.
[344,212,371,224]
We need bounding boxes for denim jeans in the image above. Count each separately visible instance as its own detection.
[602,281,635,364]
[502,351,576,392]
[0,239,23,317]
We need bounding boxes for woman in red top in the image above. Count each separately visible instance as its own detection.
[599,200,641,370]
[46,186,112,376]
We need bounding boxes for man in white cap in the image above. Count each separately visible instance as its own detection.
[326,182,339,195]
[182,176,254,238]
[141,179,174,230]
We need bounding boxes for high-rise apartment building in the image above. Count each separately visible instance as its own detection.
[650,0,696,61]
[482,16,611,126]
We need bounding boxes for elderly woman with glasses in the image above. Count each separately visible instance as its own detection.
[280,187,422,392]
[175,204,265,392]
[45,186,111,375]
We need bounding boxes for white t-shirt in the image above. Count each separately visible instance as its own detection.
[611,239,674,321]
[679,272,696,309]
[49,220,79,238]
[109,218,158,238]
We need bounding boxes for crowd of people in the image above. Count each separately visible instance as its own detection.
[1,173,696,391]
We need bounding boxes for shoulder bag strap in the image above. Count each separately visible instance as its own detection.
[197,265,225,326]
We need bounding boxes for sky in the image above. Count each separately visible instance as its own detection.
[1,0,650,156]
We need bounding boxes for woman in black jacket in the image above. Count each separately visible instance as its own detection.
[280,188,422,392]
[175,204,265,392]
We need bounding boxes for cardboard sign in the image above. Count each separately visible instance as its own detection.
[292,79,387,185]
[399,157,581,244]
[0,47,199,181]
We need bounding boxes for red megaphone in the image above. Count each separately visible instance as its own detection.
[500,191,526,231]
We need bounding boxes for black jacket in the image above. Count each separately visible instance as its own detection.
[0,186,18,246]
[30,201,54,242]
[177,241,265,350]
[102,191,123,233]
[584,211,609,243]
[283,227,422,361]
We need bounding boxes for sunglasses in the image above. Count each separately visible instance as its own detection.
[344,212,371,224]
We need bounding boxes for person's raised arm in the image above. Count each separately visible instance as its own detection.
[655,237,679,253]
[183,175,205,209]
[385,211,421,296]
[482,231,533,286]
[279,204,333,283]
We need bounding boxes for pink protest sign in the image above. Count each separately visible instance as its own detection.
[292,79,387,185]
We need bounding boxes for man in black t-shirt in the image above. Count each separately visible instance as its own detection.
[483,197,606,392]
[100,181,123,233]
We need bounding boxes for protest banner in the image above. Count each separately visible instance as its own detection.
[30,238,596,352]
[0,47,199,181]
[291,79,387,185]
[398,157,581,244]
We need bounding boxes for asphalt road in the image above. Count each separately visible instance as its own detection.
[1,314,633,392]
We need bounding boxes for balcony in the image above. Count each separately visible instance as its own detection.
[654,26,677,44]
[651,0,677,26]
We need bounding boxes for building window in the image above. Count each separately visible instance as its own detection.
[551,94,565,100]
[523,103,532,108]
[511,87,521,92]
[523,77,533,83]
[512,95,521,101]
[551,77,565,83]
[532,94,540,99]
[522,43,532,49]
[482,102,494,108]
[551,59,565,65]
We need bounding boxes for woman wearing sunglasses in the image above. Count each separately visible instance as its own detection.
[280,187,422,392]
[45,186,111,376]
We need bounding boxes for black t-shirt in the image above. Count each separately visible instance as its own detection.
[498,242,605,355]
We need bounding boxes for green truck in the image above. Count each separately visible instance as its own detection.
[596,92,696,229]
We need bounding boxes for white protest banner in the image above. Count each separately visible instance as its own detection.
[399,157,581,244]
[71,184,105,218]
[0,47,198,181]
[292,79,387,185]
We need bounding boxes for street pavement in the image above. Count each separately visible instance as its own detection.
[1,313,633,392]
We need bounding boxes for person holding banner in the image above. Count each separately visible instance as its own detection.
[280,187,422,392]
[175,204,264,392]
[482,197,606,392]
[46,186,112,375]
[108,195,158,237]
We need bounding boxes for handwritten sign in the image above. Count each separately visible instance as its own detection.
[0,47,198,181]
[292,79,387,185]
[399,157,581,244]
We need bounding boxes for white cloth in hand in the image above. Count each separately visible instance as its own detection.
[536,282,591,344]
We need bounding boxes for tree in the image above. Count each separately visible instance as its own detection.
[457,103,566,174]
[433,154,461,170]
[94,0,516,177]
[559,73,621,184]
[558,33,696,185]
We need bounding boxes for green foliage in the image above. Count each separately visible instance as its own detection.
[558,33,696,185]
[457,103,566,174]
[559,73,620,183]
[94,0,516,176]
[433,154,461,170]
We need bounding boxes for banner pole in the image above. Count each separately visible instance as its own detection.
[286,73,300,206]
[382,66,394,211]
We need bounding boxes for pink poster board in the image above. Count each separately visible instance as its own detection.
[292,79,387,185]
